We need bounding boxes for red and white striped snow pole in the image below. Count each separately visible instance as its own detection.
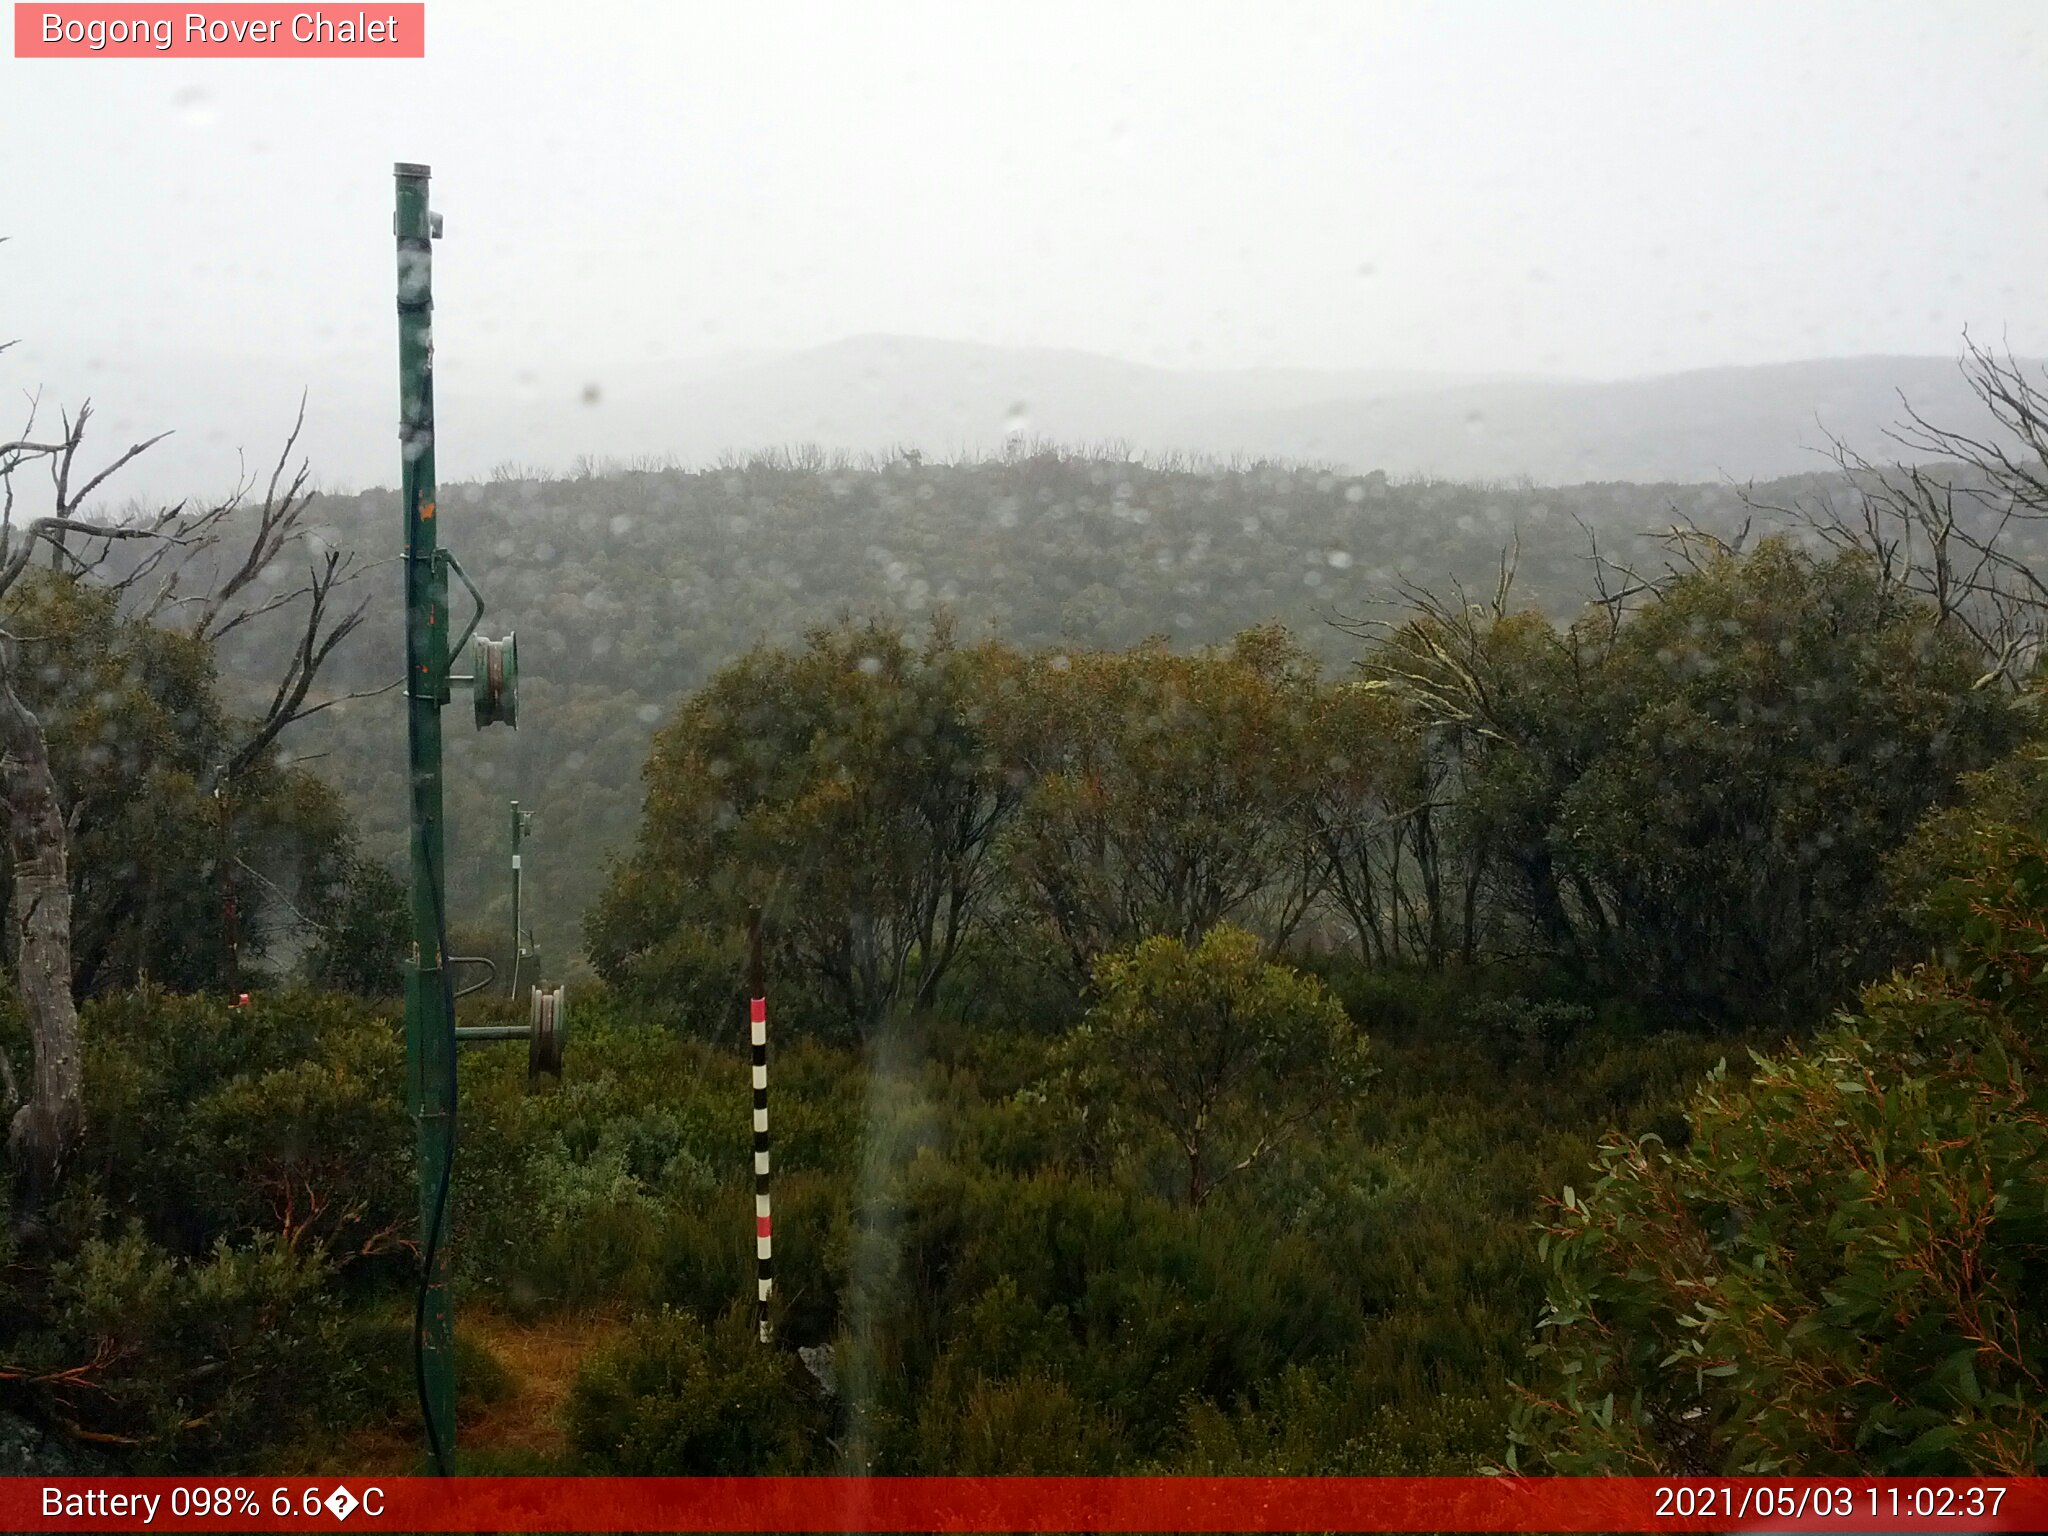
[748,908,773,1345]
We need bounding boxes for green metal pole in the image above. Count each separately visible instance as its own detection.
[395,160,456,1470]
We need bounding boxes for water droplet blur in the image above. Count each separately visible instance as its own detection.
[173,85,215,127]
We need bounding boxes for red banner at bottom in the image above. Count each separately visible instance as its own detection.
[6,1476,2043,1533]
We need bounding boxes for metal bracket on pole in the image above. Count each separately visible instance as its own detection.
[449,955,497,1000]
[443,550,486,663]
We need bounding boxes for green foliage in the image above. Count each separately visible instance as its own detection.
[380,948,1734,1476]
[596,539,2008,1052]
[78,989,411,1265]
[305,856,408,997]
[1889,733,2048,941]
[1375,540,2024,1023]
[1458,994,1596,1070]
[22,441,2037,1477]
[917,1370,1123,1473]
[1170,1366,1506,1473]
[1306,678,1433,967]
[928,919,1090,1038]
[1513,761,2048,1474]
[6,575,225,994]
[588,619,1022,1037]
[1004,628,1331,968]
[283,455,1784,970]
[0,1216,362,1470]
[2,952,1743,1476]
[1065,926,1369,1206]
[0,573,402,998]
[595,619,1380,1045]
[329,1308,513,1430]
[1552,541,2021,1021]
[566,1304,828,1472]
[835,1154,1370,1467]
[0,991,420,1466]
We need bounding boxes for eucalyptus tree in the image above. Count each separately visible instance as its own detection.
[589,617,1025,1037]
[1001,625,1328,974]
[0,378,373,1227]
[1062,924,1368,1209]
[1344,534,2023,1024]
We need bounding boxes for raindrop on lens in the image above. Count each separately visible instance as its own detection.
[174,85,216,127]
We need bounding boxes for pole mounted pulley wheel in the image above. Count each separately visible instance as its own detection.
[528,982,566,1079]
[473,632,518,728]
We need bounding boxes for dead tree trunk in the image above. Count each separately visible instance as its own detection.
[0,658,78,1234]
[0,386,368,1227]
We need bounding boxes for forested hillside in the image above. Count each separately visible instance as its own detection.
[15,0,2048,1493]
[263,450,1819,970]
[4,349,2047,1480]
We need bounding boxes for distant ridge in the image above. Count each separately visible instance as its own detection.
[1193,354,2024,486]
[40,335,2034,504]
[469,339,2026,487]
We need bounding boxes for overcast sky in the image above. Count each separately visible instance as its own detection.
[4,0,2045,497]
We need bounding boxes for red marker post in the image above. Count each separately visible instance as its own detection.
[747,906,773,1344]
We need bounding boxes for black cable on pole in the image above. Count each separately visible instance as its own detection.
[404,514,454,1478]
[413,831,456,1478]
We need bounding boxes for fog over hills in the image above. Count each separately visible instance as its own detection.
[48,336,2026,506]
[1195,355,2033,485]
[524,334,1520,467]
[483,341,2019,486]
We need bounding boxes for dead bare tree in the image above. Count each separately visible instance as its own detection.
[0,378,372,1233]
[1746,337,2048,688]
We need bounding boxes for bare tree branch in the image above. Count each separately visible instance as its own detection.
[1742,340,2048,687]
[0,368,368,1221]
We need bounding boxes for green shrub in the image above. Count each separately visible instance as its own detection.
[178,1027,411,1264]
[1168,1365,1505,1474]
[1063,926,1369,1207]
[566,1305,828,1472]
[304,856,409,998]
[1512,811,2048,1474]
[0,1221,359,1470]
[333,1309,514,1432]
[0,990,443,1469]
[916,1370,1122,1472]
[1458,995,1594,1070]
[930,919,1089,1038]
[78,989,409,1267]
